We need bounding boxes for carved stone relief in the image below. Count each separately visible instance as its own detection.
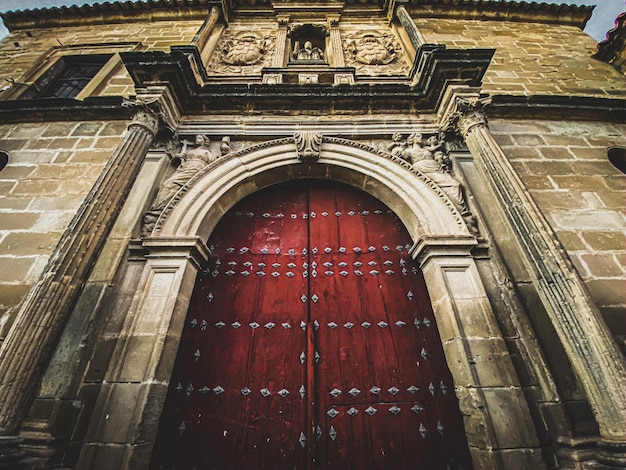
[209,29,275,75]
[294,131,323,161]
[386,133,477,233]
[342,29,409,76]
[142,134,230,236]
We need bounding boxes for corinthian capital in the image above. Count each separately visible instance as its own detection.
[123,90,177,138]
[447,95,491,137]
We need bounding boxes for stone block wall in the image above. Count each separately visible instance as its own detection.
[0,120,128,343]
[2,15,625,100]
[489,119,626,351]
[415,18,626,98]
[0,19,203,99]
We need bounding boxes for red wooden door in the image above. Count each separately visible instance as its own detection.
[151,180,472,470]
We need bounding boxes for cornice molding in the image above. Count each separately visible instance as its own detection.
[397,0,592,29]
[0,90,624,126]
[0,96,128,124]
[116,44,493,114]
[0,0,593,32]
[593,11,626,75]
[488,94,626,123]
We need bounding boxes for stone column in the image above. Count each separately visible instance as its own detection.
[0,105,159,467]
[191,6,220,52]
[412,238,543,468]
[394,1,425,50]
[272,15,290,68]
[449,95,626,468]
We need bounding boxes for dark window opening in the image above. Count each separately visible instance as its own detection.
[0,150,8,171]
[608,146,626,175]
[20,54,111,100]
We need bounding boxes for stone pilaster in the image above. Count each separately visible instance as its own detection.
[412,238,544,469]
[0,104,160,467]
[272,15,290,68]
[327,15,345,68]
[448,94,626,468]
[76,237,210,469]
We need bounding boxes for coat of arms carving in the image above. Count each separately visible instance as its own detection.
[343,30,409,75]
[210,30,274,74]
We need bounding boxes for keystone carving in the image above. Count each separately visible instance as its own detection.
[294,131,323,161]
[142,135,226,236]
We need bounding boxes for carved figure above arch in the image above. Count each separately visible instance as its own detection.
[389,132,477,233]
[146,136,475,243]
[141,134,227,237]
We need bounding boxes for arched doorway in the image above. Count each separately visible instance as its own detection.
[151,179,472,469]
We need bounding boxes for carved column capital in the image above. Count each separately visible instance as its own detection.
[128,105,160,137]
[123,92,177,139]
[447,95,491,137]
[326,14,341,28]
[277,15,290,27]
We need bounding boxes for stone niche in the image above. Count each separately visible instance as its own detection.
[289,23,328,65]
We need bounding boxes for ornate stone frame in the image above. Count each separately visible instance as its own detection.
[77,138,541,468]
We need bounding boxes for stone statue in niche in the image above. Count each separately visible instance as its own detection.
[289,23,328,65]
[142,135,223,236]
[292,40,324,61]
[392,133,476,231]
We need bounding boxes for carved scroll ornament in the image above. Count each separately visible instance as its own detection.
[295,131,323,161]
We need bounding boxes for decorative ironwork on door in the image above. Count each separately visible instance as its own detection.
[151,180,472,470]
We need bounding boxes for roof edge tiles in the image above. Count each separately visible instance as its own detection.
[0,0,593,32]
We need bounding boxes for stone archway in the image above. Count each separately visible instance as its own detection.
[77,137,542,469]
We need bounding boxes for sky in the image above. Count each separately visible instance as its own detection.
[0,0,624,42]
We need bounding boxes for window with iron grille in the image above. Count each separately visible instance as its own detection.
[20,54,111,99]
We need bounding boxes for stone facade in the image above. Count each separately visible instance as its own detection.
[489,119,626,352]
[0,0,624,469]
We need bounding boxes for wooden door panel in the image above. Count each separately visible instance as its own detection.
[152,180,472,470]
[307,180,471,470]
[152,183,309,469]
[322,403,438,470]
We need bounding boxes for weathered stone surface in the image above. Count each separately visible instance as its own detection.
[582,231,626,251]
[0,212,39,231]
[481,387,540,448]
